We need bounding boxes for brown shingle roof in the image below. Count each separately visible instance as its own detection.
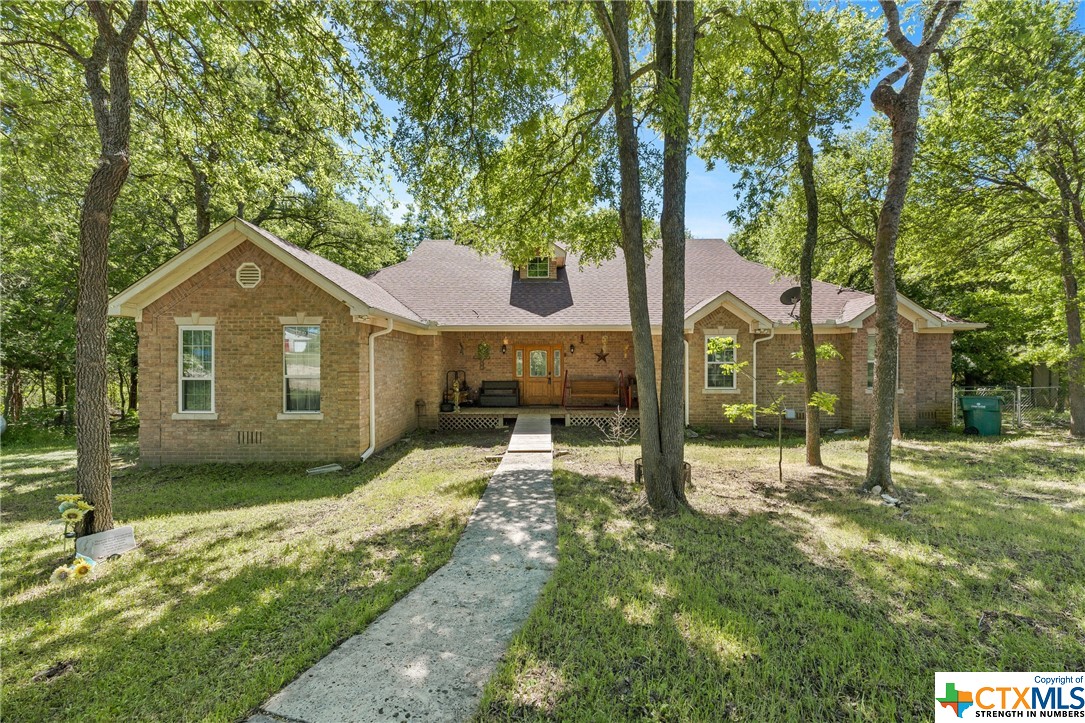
[239,219,422,323]
[366,239,877,327]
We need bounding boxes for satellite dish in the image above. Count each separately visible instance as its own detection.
[779,286,802,306]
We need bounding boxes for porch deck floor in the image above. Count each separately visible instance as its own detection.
[442,405,638,418]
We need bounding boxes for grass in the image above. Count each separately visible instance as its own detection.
[477,428,1085,721]
[0,428,506,722]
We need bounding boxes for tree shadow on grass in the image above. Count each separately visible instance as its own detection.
[3,515,470,722]
[0,430,509,525]
[477,460,1085,722]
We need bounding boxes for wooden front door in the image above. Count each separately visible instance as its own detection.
[522,346,558,405]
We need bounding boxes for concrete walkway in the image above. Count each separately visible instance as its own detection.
[505,413,553,453]
[251,415,556,723]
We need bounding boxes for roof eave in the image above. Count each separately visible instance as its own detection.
[108,218,427,329]
[684,291,774,332]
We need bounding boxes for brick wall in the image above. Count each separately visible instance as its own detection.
[136,238,954,464]
[368,326,424,448]
[686,307,755,428]
[685,308,850,430]
[849,315,945,430]
[428,331,638,417]
[916,333,954,427]
[684,308,952,431]
[138,240,365,465]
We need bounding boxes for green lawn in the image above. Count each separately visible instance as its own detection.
[477,428,1085,721]
[1,430,505,722]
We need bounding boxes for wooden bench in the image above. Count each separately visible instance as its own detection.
[478,380,519,407]
[565,377,621,408]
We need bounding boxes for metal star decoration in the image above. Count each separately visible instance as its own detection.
[595,349,609,363]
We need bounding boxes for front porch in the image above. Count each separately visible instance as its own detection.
[437,405,639,431]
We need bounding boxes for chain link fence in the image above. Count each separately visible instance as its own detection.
[952,386,1070,429]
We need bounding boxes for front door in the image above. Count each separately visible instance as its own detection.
[522,347,554,405]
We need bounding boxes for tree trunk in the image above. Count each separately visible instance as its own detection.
[75,0,148,535]
[128,351,138,412]
[777,413,783,485]
[183,144,217,239]
[654,0,695,511]
[55,368,65,407]
[54,368,66,425]
[796,135,822,466]
[595,0,664,506]
[117,363,127,417]
[76,150,128,533]
[865,118,907,491]
[1053,218,1085,437]
[865,0,959,490]
[4,366,23,421]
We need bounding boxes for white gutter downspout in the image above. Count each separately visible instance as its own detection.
[683,338,690,427]
[361,318,394,461]
[751,326,775,428]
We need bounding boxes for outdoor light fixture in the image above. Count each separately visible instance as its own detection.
[569,343,575,355]
[501,337,509,354]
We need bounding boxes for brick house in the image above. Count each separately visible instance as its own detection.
[109,218,982,465]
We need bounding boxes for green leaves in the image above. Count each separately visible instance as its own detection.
[1,1,405,390]
[695,0,886,222]
[721,402,757,423]
[808,390,838,415]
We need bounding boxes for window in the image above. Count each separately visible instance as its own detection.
[529,349,548,377]
[866,334,900,390]
[553,349,561,379]
[515,349,523,377]
[705,334,737,389]
[284,325,321,412]
[179,327,214,412]
[526,257,549,278]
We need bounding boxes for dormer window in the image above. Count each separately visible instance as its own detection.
[526,257,550,278]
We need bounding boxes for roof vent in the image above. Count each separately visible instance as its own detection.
[236,263,262,289]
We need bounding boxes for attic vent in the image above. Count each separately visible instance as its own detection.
[236,263,262,289]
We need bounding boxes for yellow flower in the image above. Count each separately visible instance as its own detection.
[50,566,72,583]
[76,501,94,511]
[55,494,83,503]
[60,508,85,523]
[72,562,93,578]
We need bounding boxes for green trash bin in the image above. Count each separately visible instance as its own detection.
[960,395,1002,436]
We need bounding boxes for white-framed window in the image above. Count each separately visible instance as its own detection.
[553,348,561,379]
[867,333,900,391]
[526,257,549,278]
[515,349,523,377]
[283,325,321,413]
[705,333,737,390]
[178,326,214,412]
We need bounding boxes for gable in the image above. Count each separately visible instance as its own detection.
[109,218,425,328]
[138,240,353,325]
